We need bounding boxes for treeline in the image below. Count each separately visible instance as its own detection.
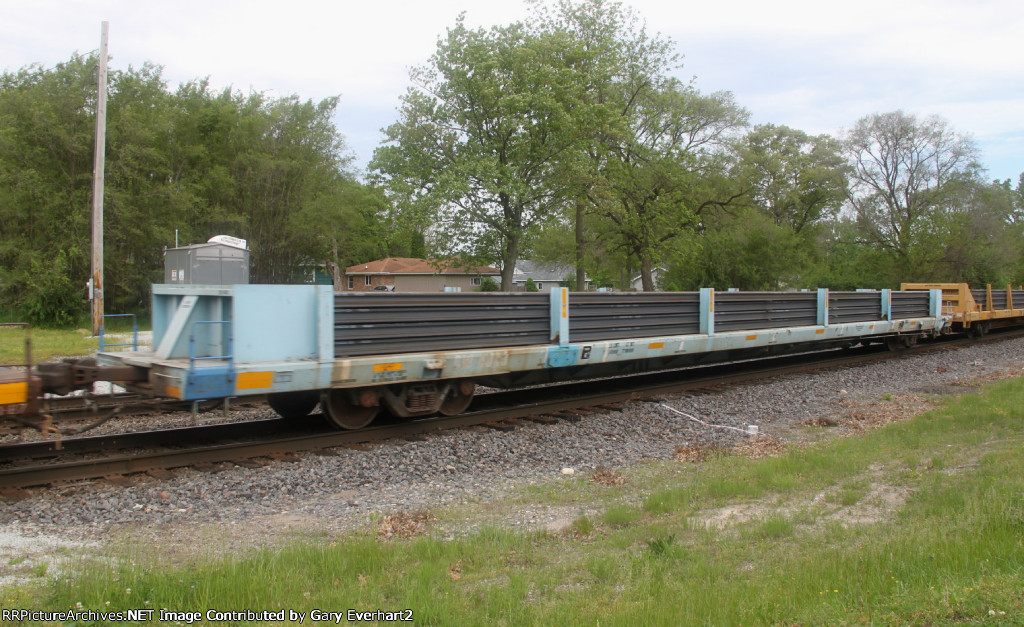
[0,55,388,325]
[3,0,1024,327]
[372,0,1024,293]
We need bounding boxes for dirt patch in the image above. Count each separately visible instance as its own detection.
[0,528,98,588]
[675,437,788,464]
[674,443,729,463]
[837,394,936,432]
[376,511,435,539]
[800,417,840,428]
[968,368,1024,384]
[433,504,599,538]
[824,483,914,526]
[692,479,913,532]
[91,515,337,569]
[732,437,788,459]
[694,502,773,530]
[916,384,980,396]
[589,470,626,486]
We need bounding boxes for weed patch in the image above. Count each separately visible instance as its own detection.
[589,470,626,485]
[376,511,435,539]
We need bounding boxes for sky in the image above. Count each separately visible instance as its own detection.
[3,0,1022,183]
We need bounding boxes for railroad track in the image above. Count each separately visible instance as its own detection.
[0,392,244,437]
[1,331,1016,490]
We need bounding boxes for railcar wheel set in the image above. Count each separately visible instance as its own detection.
[2,283,1022,433]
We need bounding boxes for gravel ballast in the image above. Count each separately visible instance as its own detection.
[3,337,1023,576]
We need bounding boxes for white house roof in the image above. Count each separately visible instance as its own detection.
[512,260,585,283]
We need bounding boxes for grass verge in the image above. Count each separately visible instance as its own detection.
[6,377,1024,625]
[0,323,151,363]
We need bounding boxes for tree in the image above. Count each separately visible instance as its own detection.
[662,207,809,291]
[596,82,748,290]
[0,55,97,322]
[103,62,181,312]
[0,54,367,323]
[230,93,355,283]
[936,178,1021,284]
[528,0,680,290]
[739,124,848,234]
[529,2,749,291]
[844,111,980,261]
[371,16,600,289]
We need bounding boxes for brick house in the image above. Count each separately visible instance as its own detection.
[342,258,501,292]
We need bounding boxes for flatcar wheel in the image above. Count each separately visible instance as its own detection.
[267,391,320,419]
[886,336,906,351]
[439,380,475,416]
[322,388,378,430]
[886,335,918,351]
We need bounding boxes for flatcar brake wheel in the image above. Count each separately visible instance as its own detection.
[322,388,378,430]
[267,391,320,419]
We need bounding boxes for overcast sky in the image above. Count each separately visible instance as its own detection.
[3,0,1021,182]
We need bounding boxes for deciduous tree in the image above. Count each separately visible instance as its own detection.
[597,82,748,290]
[739,124,848,234]
[372,16,604,289]
[844,111,980,260]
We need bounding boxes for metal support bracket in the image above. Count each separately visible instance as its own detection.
[817,288,829,326]
[699,288,715,336]
[155,295,198,359]
[550,287,569,345]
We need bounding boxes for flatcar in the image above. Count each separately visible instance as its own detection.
[4,285,957,431]
[902,283,1024,336]
[0,323,44,429]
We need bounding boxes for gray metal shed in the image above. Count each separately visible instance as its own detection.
[164,240,249,285]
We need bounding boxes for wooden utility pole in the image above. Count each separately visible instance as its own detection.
[91,21,109,336]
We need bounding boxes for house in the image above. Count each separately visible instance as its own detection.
[342,258,500,292]
[511,261,589,292]
[629,267,665,291]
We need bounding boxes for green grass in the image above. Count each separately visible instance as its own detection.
[9,377,1024,625]
[0,322,149,363]
[0,326,98,363]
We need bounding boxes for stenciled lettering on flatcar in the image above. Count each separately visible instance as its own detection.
[607,341,636,357]
[372,361,407,383]
[476,352,510,370]
[372,369,408,383]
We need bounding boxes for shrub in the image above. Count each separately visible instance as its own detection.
[20,251,83,328]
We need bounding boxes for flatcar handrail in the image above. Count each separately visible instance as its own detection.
[188,320,233,367]
[98,313,138,352]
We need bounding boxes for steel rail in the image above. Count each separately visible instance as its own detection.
[0,414,322,463]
